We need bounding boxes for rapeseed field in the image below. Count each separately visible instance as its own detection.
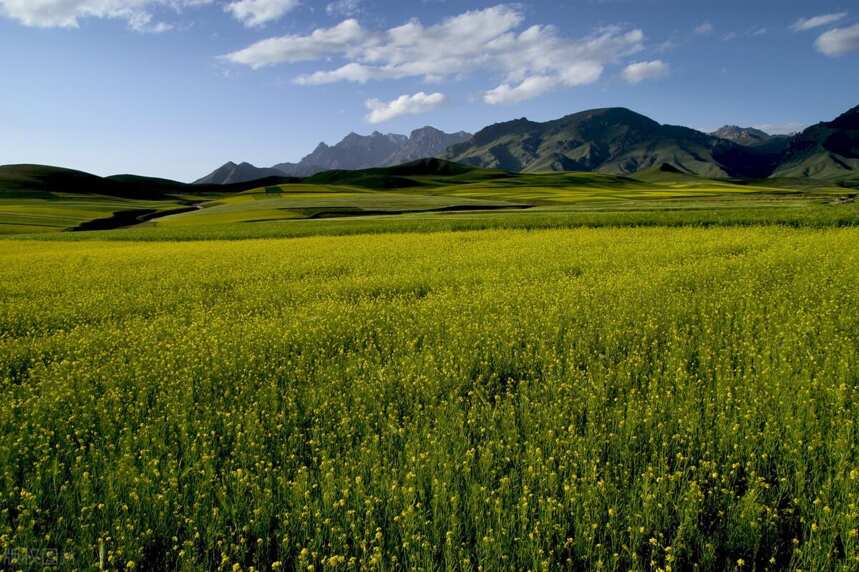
[1,227,857,571]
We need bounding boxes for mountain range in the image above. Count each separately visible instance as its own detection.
[196,126,471,184]
[445,105,858,181]
[710,125,789,147]
[196,104,858,184]
[444,108,769,178]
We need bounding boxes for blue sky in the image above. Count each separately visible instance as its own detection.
[1,0,857,182]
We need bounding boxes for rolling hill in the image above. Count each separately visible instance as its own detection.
[0,164,296,199]
[0,164,300,234]
[197,127,474,184]
[193,162,289,185]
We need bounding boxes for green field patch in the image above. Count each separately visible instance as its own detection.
[0,194,184,233]
[155,186,526,227]
[1,167,856,239]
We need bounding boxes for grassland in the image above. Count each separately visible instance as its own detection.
[148,170,851,231]
[3,162,857,240]
[0,194,186,235]
[155,185,525,228]
[2,226,859,571]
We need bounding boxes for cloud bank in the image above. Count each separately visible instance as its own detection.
[0,0,300,30]
[224,5,648,103]
[0,0,211,31]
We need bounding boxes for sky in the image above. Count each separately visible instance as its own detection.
[0,1,857,182]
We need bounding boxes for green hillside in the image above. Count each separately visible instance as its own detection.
[443,108,780,178]
[1,158,855,238]
[444,105,859,183]
[0,164,296,199]
[773,105,859,181]
[0,164,303,234]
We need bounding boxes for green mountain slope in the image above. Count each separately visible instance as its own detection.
[303,158,508,189]
[444,107,786,179]
[773,105,859,181]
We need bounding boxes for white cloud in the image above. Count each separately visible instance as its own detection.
[326,0,362,17]
[484,76,558,104]
[296,63,405,85]
[365,92,446,123]
[559,61,604,86]
[622,60,669,83]
[225,0,299,27]
[224,5,645,102]
[815,23,859,56]
[482,60,604,104]
[224,19,366,68]
[0,0,209,31]
[790,12,848,32]
[695,22,713,35]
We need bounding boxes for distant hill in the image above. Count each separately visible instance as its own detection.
[274,127,472,176]
[198,127,473,184]
[301,158,504,190]
[194,162,288,185]
[275,131,408,175]
[0,164,296,199]
[773,105,859,181]
[711,125,790,147]
[443,106,859,181]
[444,107,778,178]
[12,105,859,197]
[383,127,473,166]
[0,164,185,199]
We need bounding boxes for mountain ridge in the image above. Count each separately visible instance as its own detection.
[445,107,758,177]
[445,106,856,181]
[196,127,472,185]
[711,125,789,147]
[194,162,288,185]
[191,104,858,185]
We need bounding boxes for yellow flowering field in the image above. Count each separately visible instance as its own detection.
[0,227,858,571]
